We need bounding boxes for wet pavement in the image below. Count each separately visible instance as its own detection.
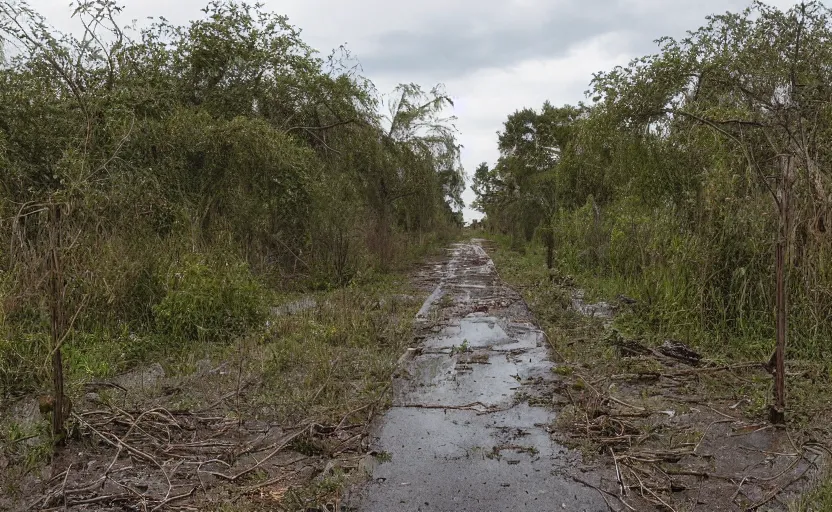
[344,241,606,511]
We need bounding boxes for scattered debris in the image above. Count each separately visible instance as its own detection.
[572,290,616,320]
[270,297,317,317]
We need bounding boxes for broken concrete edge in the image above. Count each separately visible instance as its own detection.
[395,348,418,367]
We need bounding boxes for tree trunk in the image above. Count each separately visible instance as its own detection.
[546,241,554,270]
[542,226,555,270]
[49,203,67,444]
[770,155,792,424]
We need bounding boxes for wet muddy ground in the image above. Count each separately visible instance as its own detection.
[344,241,606,511]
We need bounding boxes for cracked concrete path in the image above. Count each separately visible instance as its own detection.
[344,240,606,511]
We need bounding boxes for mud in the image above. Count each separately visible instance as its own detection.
[344,241,606,511]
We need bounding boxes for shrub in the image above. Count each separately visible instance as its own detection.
[153,253,267,343]
[0,332,49,398]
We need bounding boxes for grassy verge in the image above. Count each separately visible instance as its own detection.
[480,233,832,511]
[0,237,450,510]
[791,478,832,512]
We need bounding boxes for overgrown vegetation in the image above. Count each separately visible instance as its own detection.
[0,0,462,506]
[472,1,832,420]
[485,236,832,511]
[0,0,462,405]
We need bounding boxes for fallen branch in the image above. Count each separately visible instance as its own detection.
[611,447,626,496]
[694,419,736,453]
[393,401,503,413]
[666,362,766,378]
[208,425,311,482]
[150,486,196,512]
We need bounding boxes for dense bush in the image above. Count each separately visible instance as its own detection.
[0,0,464,398]
[153,254,268,343]
[474,1,832,362]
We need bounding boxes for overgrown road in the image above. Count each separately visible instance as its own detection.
[345,240,606,511]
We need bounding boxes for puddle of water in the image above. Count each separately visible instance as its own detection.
[448,283,488,289]
[491,330,542,352]
[399,347,554,408]
[350,405,599,511]
[400,353,520,407]
[427,317,511,349]
[346,241,608,511]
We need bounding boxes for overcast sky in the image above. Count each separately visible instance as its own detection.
[29,0,798,222]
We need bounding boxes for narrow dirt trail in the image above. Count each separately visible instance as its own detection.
[345,240,605,511]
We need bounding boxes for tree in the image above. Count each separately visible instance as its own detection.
[0,0,465,435]
[477,1,832,422]
[0,0,135,443]
[589,0,832,422]
[472,103,585,255]
[364,83,463,262]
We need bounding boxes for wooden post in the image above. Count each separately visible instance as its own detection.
[543,226,555,270]
[49,203,67,444]
[770,155,792,424]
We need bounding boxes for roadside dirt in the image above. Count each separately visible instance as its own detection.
[343,240,606,511]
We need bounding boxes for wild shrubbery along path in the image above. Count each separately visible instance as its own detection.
[485,239,830,512]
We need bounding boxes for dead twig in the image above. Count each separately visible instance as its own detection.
[566,473,635,511]
[150,486,196,512]
[731,476,748,502]
[606,395,646,412]
[242,464,314,492]
[694,419,735,453]
[393,401,500,413]
[745,455,814,511]
[627,465,677,512]
[661,468,736,482]
[611,447,626,496]
[106,478,149,512]
[209,424,311,482]
[58,463,71,508]
[666,362,765,378]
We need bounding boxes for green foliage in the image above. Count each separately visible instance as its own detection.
[153,254,267,343]
[0,333,49,397]
[473,1,832,363]
[259,283,418,423]
[0,0,463,398]
[792,477,832,512]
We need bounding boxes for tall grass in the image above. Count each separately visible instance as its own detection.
[542,194,832,362]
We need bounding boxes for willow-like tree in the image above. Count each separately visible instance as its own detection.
[589,0,832,422]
